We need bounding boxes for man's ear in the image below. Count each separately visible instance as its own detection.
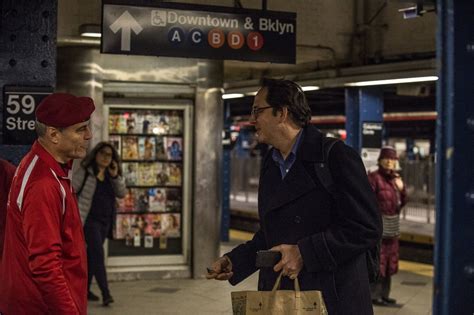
[279,107,289,122]
[45,126,61,144]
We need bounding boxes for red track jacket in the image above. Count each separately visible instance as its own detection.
[0,141,87,315]
[0,159,16,261]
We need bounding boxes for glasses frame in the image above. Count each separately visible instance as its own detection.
[251,105,273,118]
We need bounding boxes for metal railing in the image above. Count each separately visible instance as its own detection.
[399,159,436,223]
[229,154,260,204]
[229,155,436,224]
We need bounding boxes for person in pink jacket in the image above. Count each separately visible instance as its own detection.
[368,146,407,306]
[0,93,94,315]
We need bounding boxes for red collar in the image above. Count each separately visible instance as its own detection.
[31,141,73,179]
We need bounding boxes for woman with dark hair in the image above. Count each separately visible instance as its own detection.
[73,142,126,306]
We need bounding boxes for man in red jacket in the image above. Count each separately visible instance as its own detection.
[368,146,407,307]
[0,93,95,315]
[0,159,16,261]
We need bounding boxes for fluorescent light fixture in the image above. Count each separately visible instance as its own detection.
[79,24,101,38]
[245,91,258,96]
[81,32,101,38]
[301,86,320,91]
[345,76,438,87]
[222,93,244,99]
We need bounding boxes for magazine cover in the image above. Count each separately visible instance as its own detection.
[116,214,133,239]
[144,214,162,238]
[109,135,121,154]
[150,113,170,135]
[156,163,170,186]
[134,111,145,135]
[138,163,158,186]
[135,189,150,212]
[126,112,138,134]
[122,162,138,186]
[168,163,182,186]
[141,112,153,134]
[148,188,167,212]
[161,213,181,238]
[122,136,139,160]
[165,137,183,161]
[118,188,136,212]
[130,214,147,247]
[165,188,182,212]
[155,137,167,160]
[138,136,156,160]
[109,113,127,133]
[168,110,183,135]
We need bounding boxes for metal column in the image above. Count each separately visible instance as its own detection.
[221,102,232,242]
[0,0,57,163]
[344,87,384,151]
[434,0,474,313]
[56,46,104,148]
[193,60,224,278]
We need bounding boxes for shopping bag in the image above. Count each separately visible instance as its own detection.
[231,272,328,315]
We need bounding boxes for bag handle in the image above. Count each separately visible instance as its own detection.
[271,271,301,293]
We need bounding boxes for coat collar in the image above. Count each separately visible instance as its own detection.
[259,125,325,214]
[298,124,325,163]
[31,141,73,179]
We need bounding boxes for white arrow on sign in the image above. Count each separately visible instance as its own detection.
[109,10,143,51]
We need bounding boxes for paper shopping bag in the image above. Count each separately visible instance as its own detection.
[231,272,328,315]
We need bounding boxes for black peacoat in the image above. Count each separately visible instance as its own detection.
[226,125,382,315]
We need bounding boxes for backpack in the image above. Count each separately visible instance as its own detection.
[313,137,380,284]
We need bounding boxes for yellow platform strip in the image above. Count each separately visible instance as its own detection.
[399,260,433,277]
[230,229,254,241]
[229,230,434,278]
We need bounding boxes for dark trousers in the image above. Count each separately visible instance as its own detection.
[84,219,110,297]
[370,275,391,300]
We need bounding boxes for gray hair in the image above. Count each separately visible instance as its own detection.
[35,120,48,137]
[35,120,63,137]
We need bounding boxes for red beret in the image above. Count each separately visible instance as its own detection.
[378,146,398,160]
[35,93,95,128]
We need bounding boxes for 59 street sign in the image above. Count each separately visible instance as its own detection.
[102,2,296,63]
[3,86,52,145]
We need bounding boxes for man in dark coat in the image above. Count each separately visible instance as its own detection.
[207,78,382,315]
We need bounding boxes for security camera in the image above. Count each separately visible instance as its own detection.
[398,6,422,19]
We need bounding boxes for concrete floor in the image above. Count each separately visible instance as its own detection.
[88,242,433,315]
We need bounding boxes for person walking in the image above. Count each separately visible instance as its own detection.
[73,142,126,306]
[0,93,94,314]
[368,146,407,306]
[207,78,381,315]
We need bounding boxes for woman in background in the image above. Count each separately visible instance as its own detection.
[73,142,126,306]
[368,146,407,306]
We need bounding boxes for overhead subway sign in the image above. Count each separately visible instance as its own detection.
[102,3,296,63]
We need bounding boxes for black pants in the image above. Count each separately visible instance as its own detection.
[84,219,110,297]
[370,275,391,300]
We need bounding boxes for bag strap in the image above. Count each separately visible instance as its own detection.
[313,137,340,194]
[76,170,89,197]
[271,271,301,293]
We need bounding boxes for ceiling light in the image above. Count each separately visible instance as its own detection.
[79,24,101,38]
[301,86,320,91]
[345,76,438,87]
[222,93,245,99]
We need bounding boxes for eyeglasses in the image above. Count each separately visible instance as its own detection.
[98,150,113,158]
[250,106,272,118]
